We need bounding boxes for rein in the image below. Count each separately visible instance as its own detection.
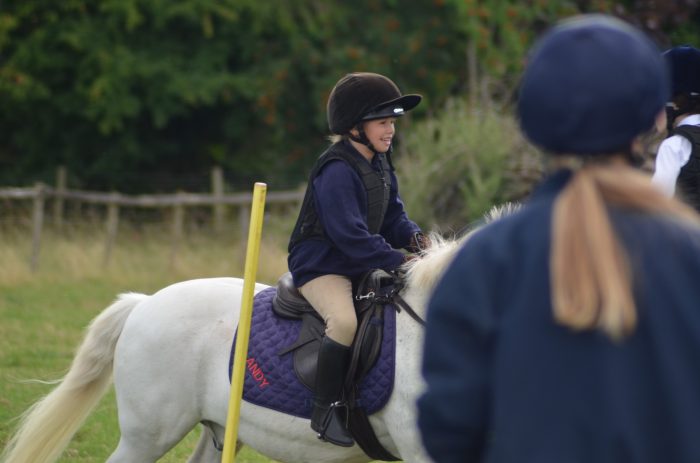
[392,292,425,327]
[354,271,425,327]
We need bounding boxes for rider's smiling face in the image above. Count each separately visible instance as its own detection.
[362,117,396,154]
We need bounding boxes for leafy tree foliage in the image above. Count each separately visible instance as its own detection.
[0,1,469,191]
[0,1,697,193]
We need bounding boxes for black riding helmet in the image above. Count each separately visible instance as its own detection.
[665,46,700,97]
[326,73,421,151]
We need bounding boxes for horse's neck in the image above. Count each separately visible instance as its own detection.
[390,237,460,377]
[394,287,427,389]
[379,287,429,462]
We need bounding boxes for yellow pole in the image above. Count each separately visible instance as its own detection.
[221,182,267,463]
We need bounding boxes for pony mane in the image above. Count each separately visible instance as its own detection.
[402,232,462,293]
[402,202,521,293]
[483,201,521,223]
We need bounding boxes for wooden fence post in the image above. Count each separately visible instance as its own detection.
[238,204,250,240]
[211,166,225,233]
[30,182,45,272]
[170,192,185,269]
[103,192,120,267]
[54,166,67,230]
[237,203,250,269]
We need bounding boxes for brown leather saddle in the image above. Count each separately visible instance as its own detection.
[272,270,402,461]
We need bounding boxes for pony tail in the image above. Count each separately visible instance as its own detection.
[551,165,636,340]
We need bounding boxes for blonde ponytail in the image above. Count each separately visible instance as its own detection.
[550,161,700,340]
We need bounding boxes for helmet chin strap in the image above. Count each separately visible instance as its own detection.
[349,124,385,155]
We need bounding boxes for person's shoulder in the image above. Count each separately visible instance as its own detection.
[651,213,700,241]
[616,209,700,254]
[669,121,700,144]
[642,214,700,270]
[677,114,700,128]
[657,133,688,152]
[476,200,547,239]
[314,158,363,192]
[316,156,354,177]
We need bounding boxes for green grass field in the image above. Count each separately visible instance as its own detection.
[0,223,291,462]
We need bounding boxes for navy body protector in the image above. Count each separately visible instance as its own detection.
[288,141,393,252]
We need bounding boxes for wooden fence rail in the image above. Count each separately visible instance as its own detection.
[0,182,304,272]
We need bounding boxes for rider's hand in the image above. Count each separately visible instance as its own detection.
[406,232,431,254]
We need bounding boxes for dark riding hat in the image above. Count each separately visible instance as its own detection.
[518,15,669,155]
[327,72,422,135]
[664,45,700,97]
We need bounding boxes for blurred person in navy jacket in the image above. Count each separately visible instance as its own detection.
[418,15,700,463]
[652,45,700,210]
[288,72,428,447]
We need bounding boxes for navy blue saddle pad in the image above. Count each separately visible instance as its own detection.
[229,286,396,418]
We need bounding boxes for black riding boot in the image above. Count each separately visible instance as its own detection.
[310,337,354,447]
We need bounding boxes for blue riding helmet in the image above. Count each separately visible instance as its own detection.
[664,45,700,97]
[518,15,669,155]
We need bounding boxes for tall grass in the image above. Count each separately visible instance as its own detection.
[0,215,294,462]
[399,99,543,233]
[0,206,295,288]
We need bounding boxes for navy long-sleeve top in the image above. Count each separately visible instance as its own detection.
[288,143,420,288]
[418,169,700,463]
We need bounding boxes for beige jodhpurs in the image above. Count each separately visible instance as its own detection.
[298,274,357,347]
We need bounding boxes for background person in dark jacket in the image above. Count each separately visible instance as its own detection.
[418,15,700,463]
[288,72,428,447]
[652,45,700,210]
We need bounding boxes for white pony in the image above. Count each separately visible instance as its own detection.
[1,202,519,463]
